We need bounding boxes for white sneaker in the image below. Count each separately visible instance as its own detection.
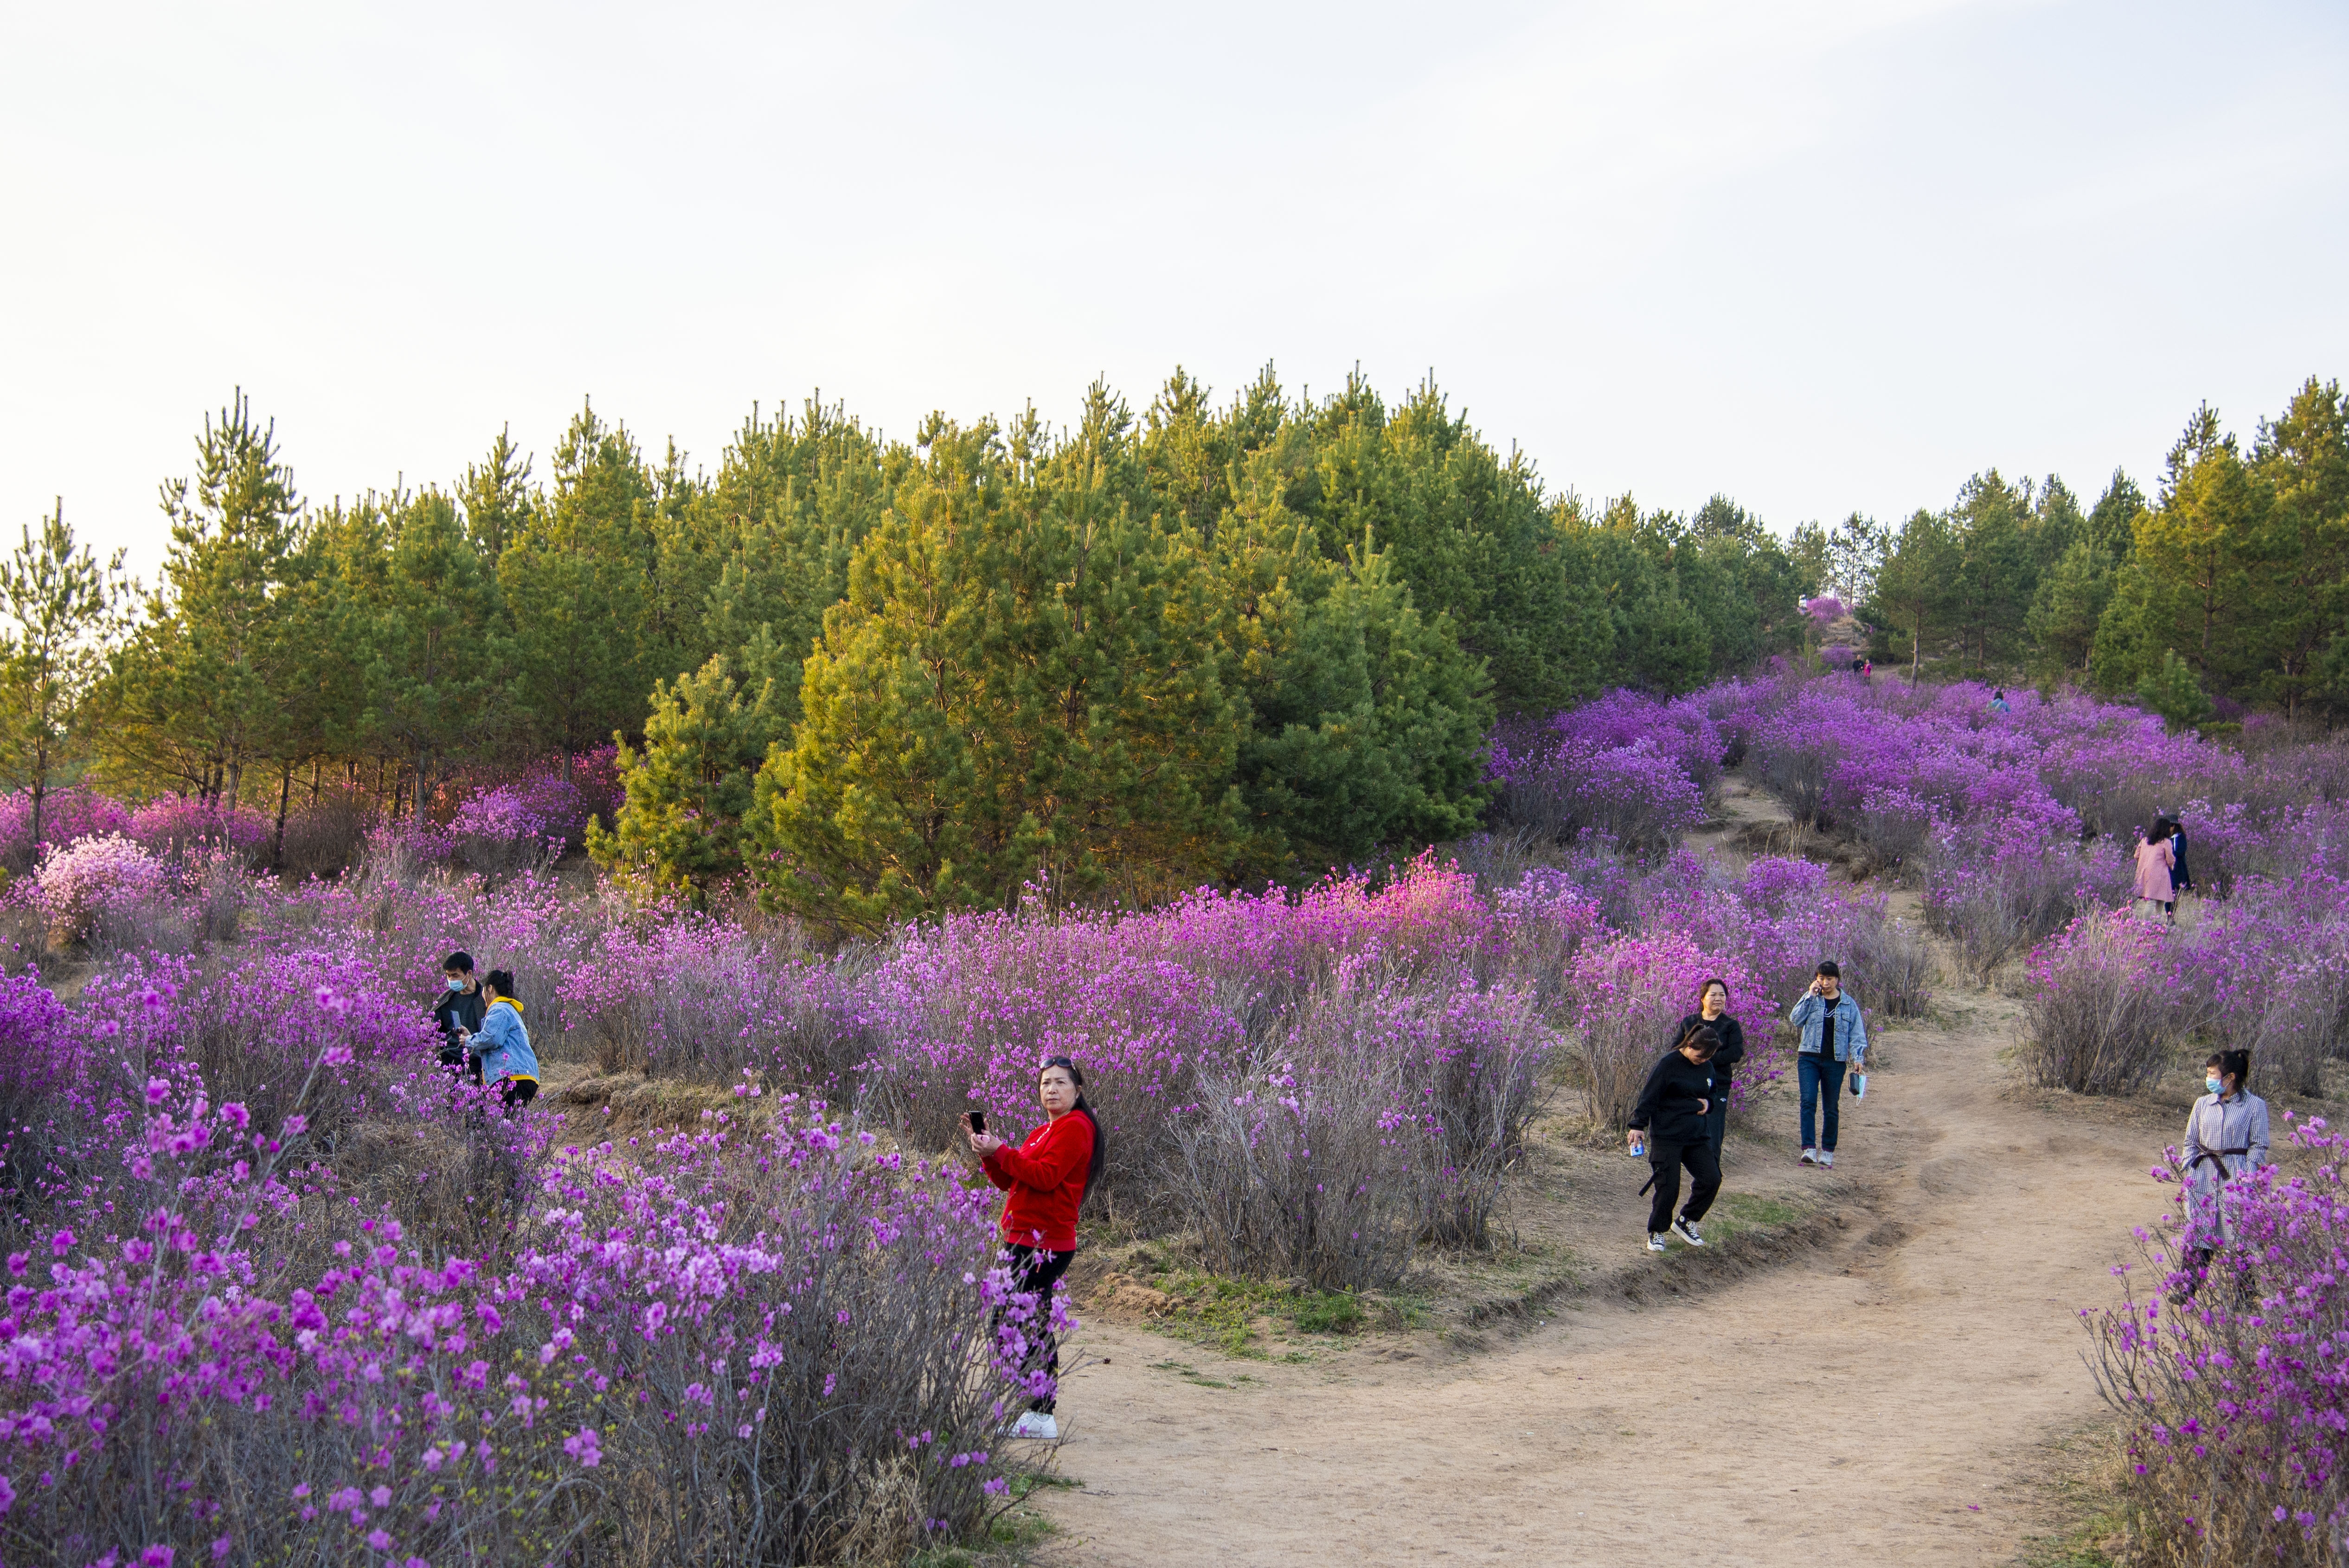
[1672,1216,1705,1247]
[1800,1147,1818,1165]
[1011,1411,1059,1440]
[1646,1232,1669,1254]
[1819,1150,1835,1168]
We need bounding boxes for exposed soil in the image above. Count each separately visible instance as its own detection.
[1031,786,2176,1567]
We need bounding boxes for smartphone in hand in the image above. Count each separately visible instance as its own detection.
[963,1110,986,1136]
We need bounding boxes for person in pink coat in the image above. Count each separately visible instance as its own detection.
[2133,817,2178,924]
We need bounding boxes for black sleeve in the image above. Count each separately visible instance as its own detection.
[1628,1053,1674,1131]
[1714,1017,1746,1071]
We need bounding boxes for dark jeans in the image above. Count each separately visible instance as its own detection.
[1646,1138,1721,1235]
[1705,1094,1729,1163]
[1798,1052,1847,1151]
[1001,1243,1074,1413]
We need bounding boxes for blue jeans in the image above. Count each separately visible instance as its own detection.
[1798,1052,1847,1152]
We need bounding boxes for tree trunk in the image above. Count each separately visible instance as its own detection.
[225,757,243,810]
[272,762,294,872]
[27,778,44,856]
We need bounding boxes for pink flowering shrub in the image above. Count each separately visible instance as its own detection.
[1171,959,1553,1285]
[32,833,169,943]
[2017,909,2207,1094]
[2088,1117,2349,1562]
[1568,931,1767,1129]
[446,776,583,877]
[0,787,132,874]
[559,915,870,1086]
[128,794,270,866]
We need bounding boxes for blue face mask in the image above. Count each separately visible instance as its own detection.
[2206,1076,2224,1096]
[448,977,467,992]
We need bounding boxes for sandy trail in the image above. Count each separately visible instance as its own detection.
[1033,879,2165,1564]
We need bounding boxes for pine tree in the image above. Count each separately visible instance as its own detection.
[587,654,782,900]
[115,391,303,806]
[0,502,130,849]
[750,408,1247,932]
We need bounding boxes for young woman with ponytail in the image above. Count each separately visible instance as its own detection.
[968,1056,1104,1440]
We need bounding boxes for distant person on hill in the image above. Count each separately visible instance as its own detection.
[1790,961,1867,1167]
[462,970,539,1112]
[1672,978,1746,1164]
[1861,658,1873,679]
[432,951,486,1082]
[969,1056,1104,1441]
[1990,689,2012,714]
[2177,1048,2269,1300]
[2134,816,2178,924]
[2166,812,2194,899]
[1627,1024,1723,1253]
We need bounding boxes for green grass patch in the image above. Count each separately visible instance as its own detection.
[1123,1264,1380,1356]
[1699,1191,1808,1242]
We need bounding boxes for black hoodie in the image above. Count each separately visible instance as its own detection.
[1628,1048,1714,1145]
[1673,1011,1746,1106]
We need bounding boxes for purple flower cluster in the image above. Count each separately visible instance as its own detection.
[0,986,1039,1562]
[1489,691,1720,850]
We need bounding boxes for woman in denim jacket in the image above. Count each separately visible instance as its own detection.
[462,969,540,1113]
[1788,960,1866,1167]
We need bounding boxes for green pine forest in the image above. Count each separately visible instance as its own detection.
[4,367,2344,928]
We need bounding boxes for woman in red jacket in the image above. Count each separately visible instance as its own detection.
[968,1056,1104,1441]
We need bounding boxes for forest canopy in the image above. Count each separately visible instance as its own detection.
[4,368,2342,925]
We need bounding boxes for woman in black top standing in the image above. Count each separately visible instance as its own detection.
[1673,978,1745,1164]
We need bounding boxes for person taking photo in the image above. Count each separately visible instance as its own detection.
[431,951,485,1081]
[1790,961,1867,1167]
[968,1056,1104,1441]
[1626,1024,1723,1254]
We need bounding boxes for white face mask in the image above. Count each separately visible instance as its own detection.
[2206,1076,2224,1096]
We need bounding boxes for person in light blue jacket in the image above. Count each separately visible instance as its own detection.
[1788,960,1867,1167]
[462,969,540,1112]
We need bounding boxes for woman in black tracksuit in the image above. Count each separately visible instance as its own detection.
[1627,1024,1723,1253]
[1672,978,1746,1164]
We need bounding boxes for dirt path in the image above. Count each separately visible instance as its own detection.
[1032,825,2169,1565]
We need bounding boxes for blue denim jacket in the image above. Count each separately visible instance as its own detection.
[469,998,539,1084]
[1788,991,1867,1064]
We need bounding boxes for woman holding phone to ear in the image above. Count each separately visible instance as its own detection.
[968,1056,1104,1441]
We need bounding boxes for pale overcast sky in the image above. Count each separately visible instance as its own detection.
[3,1,2344,575]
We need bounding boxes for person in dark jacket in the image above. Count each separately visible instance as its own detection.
[1672,978,1746,1164]
[1626,1025,1723,1254]
[431,951,486,1082]
[2166,812,2194,898]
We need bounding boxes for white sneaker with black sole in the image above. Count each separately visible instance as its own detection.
[1672,1216,1705,1247]
[1646,1232,1669,1254]
[1011,1411,1059,1440]
[1800,1147,1817,1165]
[1819,1150,1835,1168]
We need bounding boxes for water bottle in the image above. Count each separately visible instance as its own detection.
[1628,1129,1645,1158]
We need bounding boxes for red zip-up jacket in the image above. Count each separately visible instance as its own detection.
[981,1110,1095,1252]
